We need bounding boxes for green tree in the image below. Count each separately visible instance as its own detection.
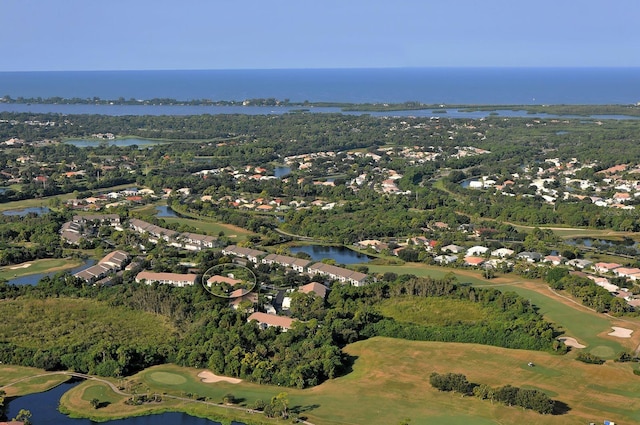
[13,409,32,425]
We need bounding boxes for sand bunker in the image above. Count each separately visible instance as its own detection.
[9,263,32,270]
[558,337,586,348]
[197,371,242,384]
[608,327,633,338]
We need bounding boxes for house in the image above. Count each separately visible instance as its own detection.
[307,262,369,286]
[207,275,242,286]
[567,259,593,269]
[441,244,465,254]
[248,312,296,331]
[180,232,218,250]
[222,245,266,263]
[543,255,566,266]
[491,248,514,258]
[74,250,130,283]
[593,262,622,274]
[516,252,543,263]
[466,246,489,256]
[229,291,258,311]
[299,281,328,299]
[99,250,130,269]
[464,256,485,266]
[613,267,640,278]
[135,271,198,287]
[434,254,458,264]
[261,253,311,273]
[73,213,121,226]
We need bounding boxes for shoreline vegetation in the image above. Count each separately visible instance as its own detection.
[2,95,640,116]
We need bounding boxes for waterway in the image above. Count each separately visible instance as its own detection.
[5,380,225,425]
[7,259,96,286]
[2,206,50,216]
[289,245,372,264]
[1,103,638,120]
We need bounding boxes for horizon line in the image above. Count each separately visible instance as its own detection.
[2,65,640,73]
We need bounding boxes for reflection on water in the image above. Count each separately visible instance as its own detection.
[6,380,231,425]
[289,245,372,264]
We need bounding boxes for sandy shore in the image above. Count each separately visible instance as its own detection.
[608,327,633,338]
[558,336,586,348]
[197,371,242,384]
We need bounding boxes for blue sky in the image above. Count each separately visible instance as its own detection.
[1,0,638,71]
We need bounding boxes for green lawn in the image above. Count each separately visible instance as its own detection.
[0,365,70,397]
[132,202,256,241]
[0,258,83,280]
[160,216,254,241]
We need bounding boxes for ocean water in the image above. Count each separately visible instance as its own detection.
[0,68,639,105]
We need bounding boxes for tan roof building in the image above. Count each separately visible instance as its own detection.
[299,281,328,299]
[248,312,296,331]
[135,271,198,287]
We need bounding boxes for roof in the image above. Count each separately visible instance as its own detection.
[248,312,296,329]
[99,250,130,267]
[299,282,328,298]
[222,244,267,259]
[464,256,485,265]
[207,275,242,285]
[307,262,368,283]
[135,271,198,284]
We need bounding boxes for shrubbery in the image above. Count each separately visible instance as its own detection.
[430,372,556,414]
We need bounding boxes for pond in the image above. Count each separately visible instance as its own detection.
[289,245,372,264]
[2,206,50,216]
[565,238,640,255]
[65,138,164,148]
[7,259,96,286]
[5,380,228,425]
[274,166,291,178]
[155,205,179,217]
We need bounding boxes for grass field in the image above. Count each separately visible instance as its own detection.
[55,338,640,425]
[368,262,640,357]
[0,258,83,280]
[133,203,256,241]
[0,365,70,397]
[377,297,490,326]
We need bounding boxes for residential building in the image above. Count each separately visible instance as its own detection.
[307,263,368,286]
[247,312,296,331]
[135,271,198,287]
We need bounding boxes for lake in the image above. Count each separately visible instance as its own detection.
[274,166,291,178]
[7,259,96,286]
[65,138,164,148]
[156,205,179,217]
[5,380,227,425]
[289,245,372,264]
[2,206,50,216]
